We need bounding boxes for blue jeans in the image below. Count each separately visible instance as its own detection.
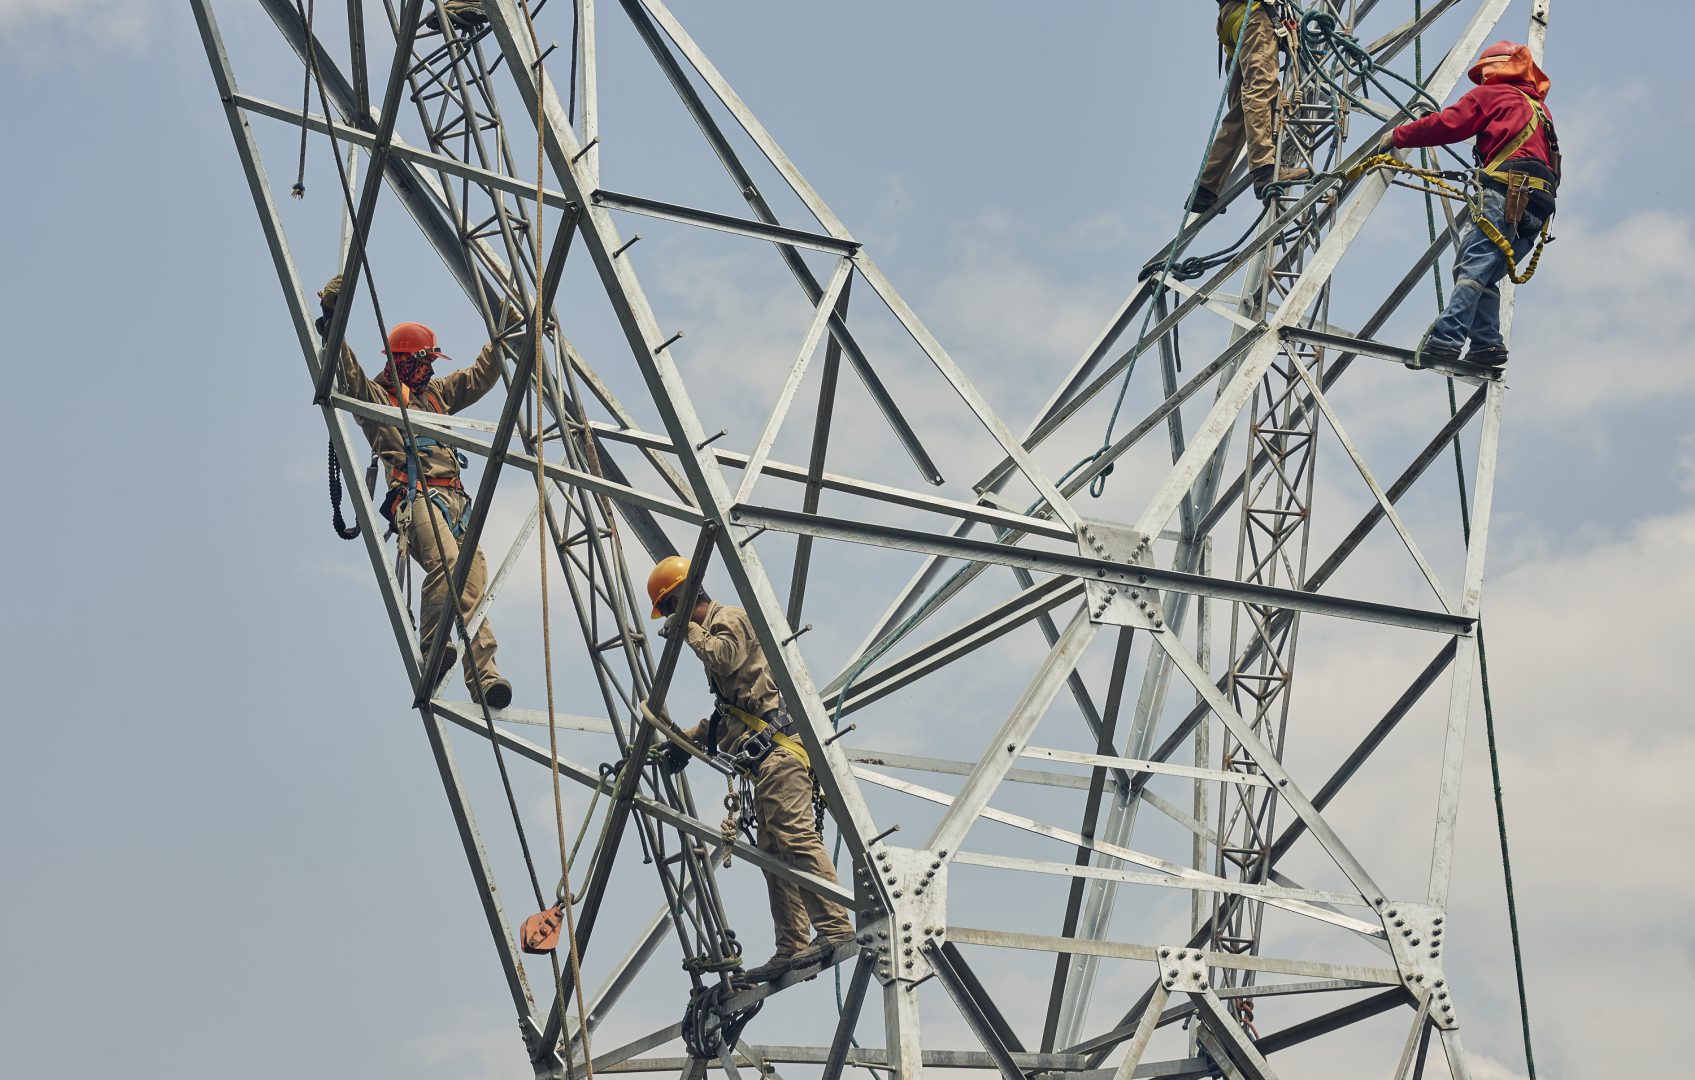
[1425,185,1547,353]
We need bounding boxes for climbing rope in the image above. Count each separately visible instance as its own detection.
[1409,5,1538,1071]
[1141,204,1273,284]
[1087,2,1256,500]
[296,9,577,1071]
[520,1,596,1073]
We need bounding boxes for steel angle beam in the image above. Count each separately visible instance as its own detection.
[203,1,1543,1074]
[591,189,860,254]
[731,505,1473,634]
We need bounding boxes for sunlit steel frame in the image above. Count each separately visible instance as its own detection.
[195,0,1548,1075]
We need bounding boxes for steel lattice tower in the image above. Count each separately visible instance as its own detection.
[194,1,1547,1075]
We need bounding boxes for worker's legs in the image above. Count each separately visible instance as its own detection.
[754,750,854,958]
[1199,72,1247,195]
[1237,8,1281,174]
[1425,189,1513,354]
[1466,205,1547,351]
[1200,6,1281,195]
[408,488,502,690]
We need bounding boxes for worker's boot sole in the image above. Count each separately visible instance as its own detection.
[790,932,857,971]
[737,954,796,984]
[1466,347,1509,369]
[424,641,459,689]
[1411,332,1462,371]
[478,677,513,711]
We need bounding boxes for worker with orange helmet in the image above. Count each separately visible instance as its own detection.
[646,556,855,983]
[318,275,513,709]
[1392,41,1561,369]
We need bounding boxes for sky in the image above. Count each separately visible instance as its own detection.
[1,1,1692,1078]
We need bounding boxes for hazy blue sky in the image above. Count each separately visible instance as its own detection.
[2,2,1691,1078]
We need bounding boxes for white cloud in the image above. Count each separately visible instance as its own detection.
[1276,503,1695,1075]
[1513,208,1695,420]
[1679,433,1695,495]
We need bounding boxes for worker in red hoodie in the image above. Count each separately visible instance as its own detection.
[1390,41,1561,369]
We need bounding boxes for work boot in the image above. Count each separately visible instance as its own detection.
[739,951,795,983]
[475,675,514,711]
[1467,345,1509,369]
[1252,164,1313,200]
[1186,186,1221,215]
[424,641,459,690]
[790,930,857,970]
[1412,336,1462,370]
[424,1,487,32]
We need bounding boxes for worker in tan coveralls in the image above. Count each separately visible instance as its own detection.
[646,556,855,982]
[1189,0,1311,214]
[318,275,513,709]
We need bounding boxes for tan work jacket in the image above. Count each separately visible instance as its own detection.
[684,600,783,753]
[335,342,504,489]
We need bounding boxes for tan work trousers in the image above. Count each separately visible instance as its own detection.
[1200,3,1282,194]
[754,748,854,956]
[406,486,501,688]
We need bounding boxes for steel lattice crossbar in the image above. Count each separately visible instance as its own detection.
[193,1,1550,1076]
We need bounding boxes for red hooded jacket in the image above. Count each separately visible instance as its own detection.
[1391,78,1557,172]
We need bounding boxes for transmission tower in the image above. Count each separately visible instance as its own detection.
[194,1,1546,1076]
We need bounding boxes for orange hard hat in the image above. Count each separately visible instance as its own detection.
[647,556,690,618]
[385,321,443,358]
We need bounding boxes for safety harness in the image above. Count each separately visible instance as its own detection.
[1346,89,1560,285]
[706,697,827,836]
[1476,91,1560,225]
[378,386,473,542]
[712,700,811,771]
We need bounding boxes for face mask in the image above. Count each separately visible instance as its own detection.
[393,354,436,389]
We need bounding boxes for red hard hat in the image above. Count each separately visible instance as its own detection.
[385,321,442,358]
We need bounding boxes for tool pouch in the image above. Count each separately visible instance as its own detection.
[1503,173,1531,228]
[520,904,565,954]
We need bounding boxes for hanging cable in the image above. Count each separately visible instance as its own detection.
[302,0,556,963]
[1087,4,1255,499]
[1407,4,1538,1073]
[520,3,596,1074]
[291,0,315,198]
[328,441,362,539]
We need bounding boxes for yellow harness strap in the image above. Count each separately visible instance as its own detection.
[1479,91,1554,193]
[1218,2,1251,53]
[723,703,811,771]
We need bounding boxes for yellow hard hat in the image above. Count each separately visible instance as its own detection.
[647,556,690,619]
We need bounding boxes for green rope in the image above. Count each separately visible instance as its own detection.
[1413,4,1538,1072]
[1087,1,1255,499]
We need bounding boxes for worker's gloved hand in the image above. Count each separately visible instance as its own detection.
[656,742,691,776]
[657,609,686,640]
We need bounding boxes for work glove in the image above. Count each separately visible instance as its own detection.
[655,741,691,776]
[657,609,686,640]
